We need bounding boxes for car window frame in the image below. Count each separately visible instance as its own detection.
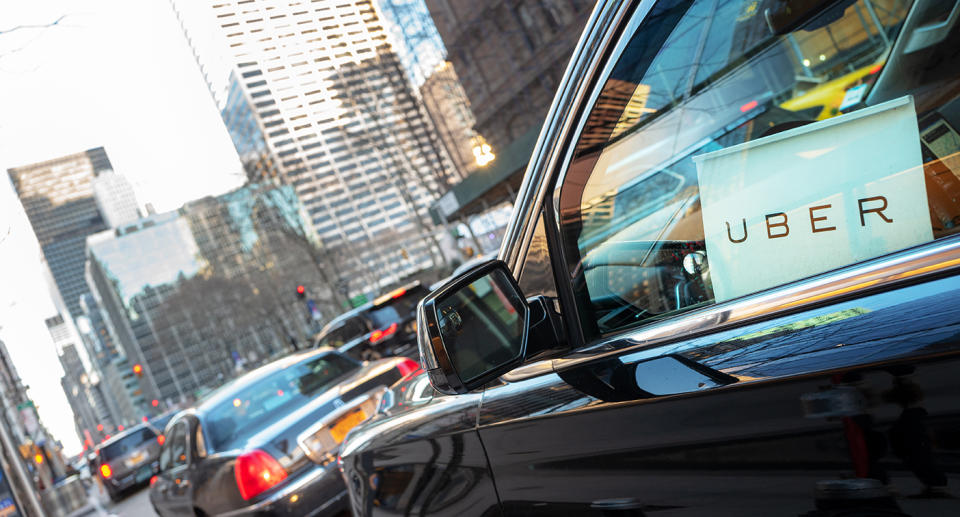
[167,420,190,469]
[497,0,960,379]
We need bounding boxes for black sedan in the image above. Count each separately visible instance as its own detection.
[149,348,419,516]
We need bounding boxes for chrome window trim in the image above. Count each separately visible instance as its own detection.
[499,0,645,272]
[503,235,960,382]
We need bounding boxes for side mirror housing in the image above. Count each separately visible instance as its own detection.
[417,260,529,395]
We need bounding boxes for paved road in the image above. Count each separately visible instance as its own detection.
[82,482,156,517]
[108,486,156,517]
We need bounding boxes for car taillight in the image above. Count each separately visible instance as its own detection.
[369,322,398,343]
[100,464,112,479]
[390,288,407,299]
[234,449,287,501]
[396,357,420,378]
[157,434,165,446]
[149,475,158,486]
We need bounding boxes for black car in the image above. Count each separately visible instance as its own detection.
[339,0,960,515]
[95,423,164,502]
[314,282,429,360]
[148,348,419,517]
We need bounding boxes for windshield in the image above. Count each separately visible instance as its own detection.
[204,353,358,450]
[100,428,156,462]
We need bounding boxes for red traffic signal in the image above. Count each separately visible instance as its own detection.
[151,399,159,407]
[296,285,306,299]
[133,364,143,376]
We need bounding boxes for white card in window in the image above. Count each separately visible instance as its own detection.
[694,96,931,303]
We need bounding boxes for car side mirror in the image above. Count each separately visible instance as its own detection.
[417,260,529,395]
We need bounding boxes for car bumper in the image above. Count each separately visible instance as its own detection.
[219,462,348,517]
[107,460,160,492]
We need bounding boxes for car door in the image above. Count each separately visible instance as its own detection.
[154,419,193,516]
[478,0,960,515]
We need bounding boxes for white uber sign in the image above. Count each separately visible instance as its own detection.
[694,96,931,303]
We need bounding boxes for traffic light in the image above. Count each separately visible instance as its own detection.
[133,363,143,377]
[151,399,159,407]
[296,285,306,299]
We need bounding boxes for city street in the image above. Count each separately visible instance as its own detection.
[107,487,155,517]
[81,483,155,517]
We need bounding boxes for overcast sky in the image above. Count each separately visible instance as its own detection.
[0,0,244,455]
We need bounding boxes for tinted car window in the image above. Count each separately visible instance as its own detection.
[205,353,358,450]
[317,315,369,347]
[555,0,959,337]
[368,287,428,329]
[169,422,188,467]
[100,428,156,462]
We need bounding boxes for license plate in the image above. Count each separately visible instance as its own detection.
[134,466,152,483]
[125,452,145,468]
[329,408,367,444]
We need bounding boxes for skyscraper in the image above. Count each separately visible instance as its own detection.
[86,183,333,407]
[9,148,144,441]
[7,148,138,320]
[92,169,141,228]
[171,0,455,293]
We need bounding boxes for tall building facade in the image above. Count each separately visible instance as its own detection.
[9,148,145,443]
[172,0,456,293]
[92,170,141,228]
[7,148,119,320]
[0,339,33,445]
[425,0,596,151]
[86,183,333,407]
[419,61,476,180]
[375,0,446,87]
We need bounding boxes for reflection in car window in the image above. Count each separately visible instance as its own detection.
[169,422,188,467]
[556,0,960,338]
[205,353,358,450]
[317,316,369,348]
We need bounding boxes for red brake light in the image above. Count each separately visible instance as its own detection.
[396,357,420,378]
[157,434,165,446]
[235,449,287,500]
[100,464,112,479]
[739,100,759,113]
[390,288,406,299]
[149,475,158,486]
[869,63,883,75]
[369,323,398,343]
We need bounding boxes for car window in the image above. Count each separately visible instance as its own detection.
[555,0,960,338]
[99,428,156,462]
[169,421,189,468]
[159,428,173,471]
[517,212,558,299]
[367,286,429,329]
[204,352,358,450]
[317,315,369,347]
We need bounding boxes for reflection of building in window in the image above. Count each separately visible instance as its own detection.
[612,84,655,139]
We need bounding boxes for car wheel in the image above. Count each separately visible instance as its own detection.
[107,488,121,503]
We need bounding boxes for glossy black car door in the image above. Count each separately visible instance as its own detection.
[478,0,960,514]
[479,273,960,516]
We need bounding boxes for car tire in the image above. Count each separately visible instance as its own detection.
[107,488,121,503]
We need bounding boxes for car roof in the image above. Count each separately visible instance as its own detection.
[193,347,344,415]
[317,280,424,335]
